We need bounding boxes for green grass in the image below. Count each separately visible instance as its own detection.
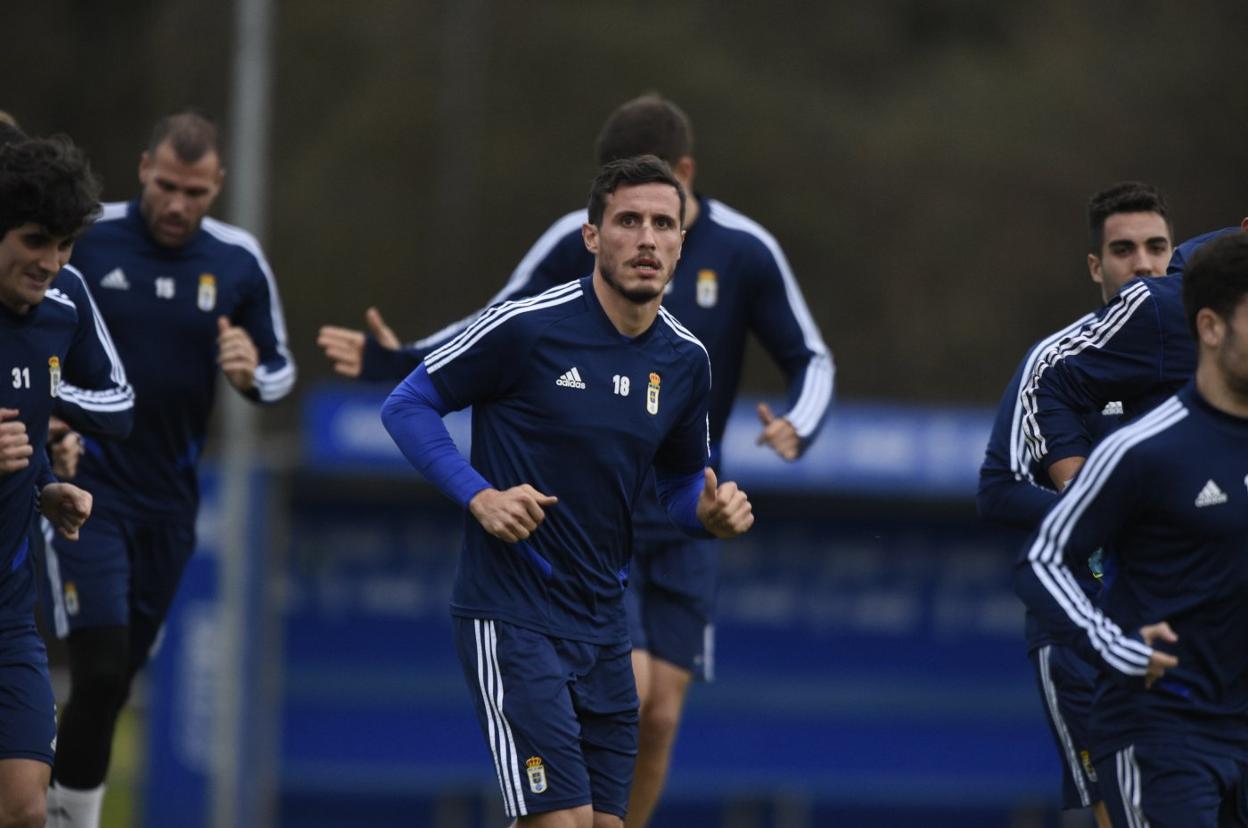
[100,706,139,828]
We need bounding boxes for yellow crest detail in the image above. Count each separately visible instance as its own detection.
[48,356,62,398]
[646,373,661,416]
[197,273,217,311]
[525,756,548,794]
[696,269,718,307]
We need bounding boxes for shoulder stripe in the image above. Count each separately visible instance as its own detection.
[201,218,295,401]
[1008,313,1098,483]
[425,283,583,373]
[43,289,76,311]
[1020,282,1153,461]
[60,265,131,392]
[706,200,833,436]
[412,211,587,349]
[96,201,128,223]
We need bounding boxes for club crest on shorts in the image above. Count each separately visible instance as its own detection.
[1080,750,1098,782]
[647,372,661,415]
[48,356,61,398]
[696,269,718,307]
[198,273,217,311]
[525,756,548,793]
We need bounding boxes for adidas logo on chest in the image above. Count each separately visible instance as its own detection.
[1194,479,1228,508]
[555,367,587,390]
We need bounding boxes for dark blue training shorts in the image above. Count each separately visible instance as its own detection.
[625,537,717,680]
[0,623,57,765]
[1097,741,1248,828]
[1030,643,1102,810]
[453,616,639,820]
[43,509,195,643]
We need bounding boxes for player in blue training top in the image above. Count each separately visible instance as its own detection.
[1020,211,1248,490]
[978,182,1172,826]
[382,156,754,828]
[42,112,296,828]
[322,93,832,826]
[0,135,133,828]
[1015,232,1248,828]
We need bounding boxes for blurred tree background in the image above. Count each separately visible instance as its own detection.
[5,0,1246,409]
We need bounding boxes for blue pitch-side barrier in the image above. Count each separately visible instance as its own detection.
[147,384,1072,827]
[301,382,993,497]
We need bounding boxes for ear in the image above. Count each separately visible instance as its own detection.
[1195,307,1225,348]
[581,222,599,255]
[1087,253,1103,284]
[1240,216,1248,231]
[672,156,696,195]
[138,151,152,184]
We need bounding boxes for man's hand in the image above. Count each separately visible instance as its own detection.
[1140,620,1179,689]
[316,307,401,379]
[217,316,259,392]
[48,416,84,478]
[1049,456,1086,491]
[39,482,92,540]
[755,402,800,461]
[696,468,754,538]
[0,409,32,475]
[469,484,558,543]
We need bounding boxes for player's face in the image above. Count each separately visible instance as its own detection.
[138,140,223,248]
[1088,211,1172,303]
[0,223,74,314]
[588,182,684,304]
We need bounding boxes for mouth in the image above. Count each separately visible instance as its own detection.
[630,256,661,276]
[23,269,52,288]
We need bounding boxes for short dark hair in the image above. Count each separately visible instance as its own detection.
[0,135,102,240]
[1088,181,1172,253]
[586,155,686,229]
[1183,233,1248,338]
[595,94,693,167]
[148,111,221,164]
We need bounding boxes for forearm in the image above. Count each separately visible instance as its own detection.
[361,337,423,382]
[976,474,1058,529]
[380,365,490,507]
[654,467,714,539]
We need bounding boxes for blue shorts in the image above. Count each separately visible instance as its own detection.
[625,537,717,680]
[452,616,639,820]
[1097,742,1248,828]
[1030,643,1101,810]
[0,623,57,765]
[42,509,195,649]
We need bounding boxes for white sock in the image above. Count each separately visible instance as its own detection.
[46,782,105,828]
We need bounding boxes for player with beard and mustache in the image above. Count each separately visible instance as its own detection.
[381,155,754,828]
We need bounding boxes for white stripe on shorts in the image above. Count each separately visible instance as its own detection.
[1038,645,1091,806]
[1115,745,1149,828]
[41,521,70,639]
[474,619,527,817]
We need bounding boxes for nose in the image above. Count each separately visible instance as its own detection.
[638,221,657,248]
[1129,250,1153,276]
[36,245,62,274]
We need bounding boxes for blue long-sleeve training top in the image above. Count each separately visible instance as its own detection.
[382,277,712,645]
[977,313,1123,652]
[366,195,832,542]
[1019,274,1192,471]
[0,266,134,623]
[69,200,295,519]
[1014,382,1248,760]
